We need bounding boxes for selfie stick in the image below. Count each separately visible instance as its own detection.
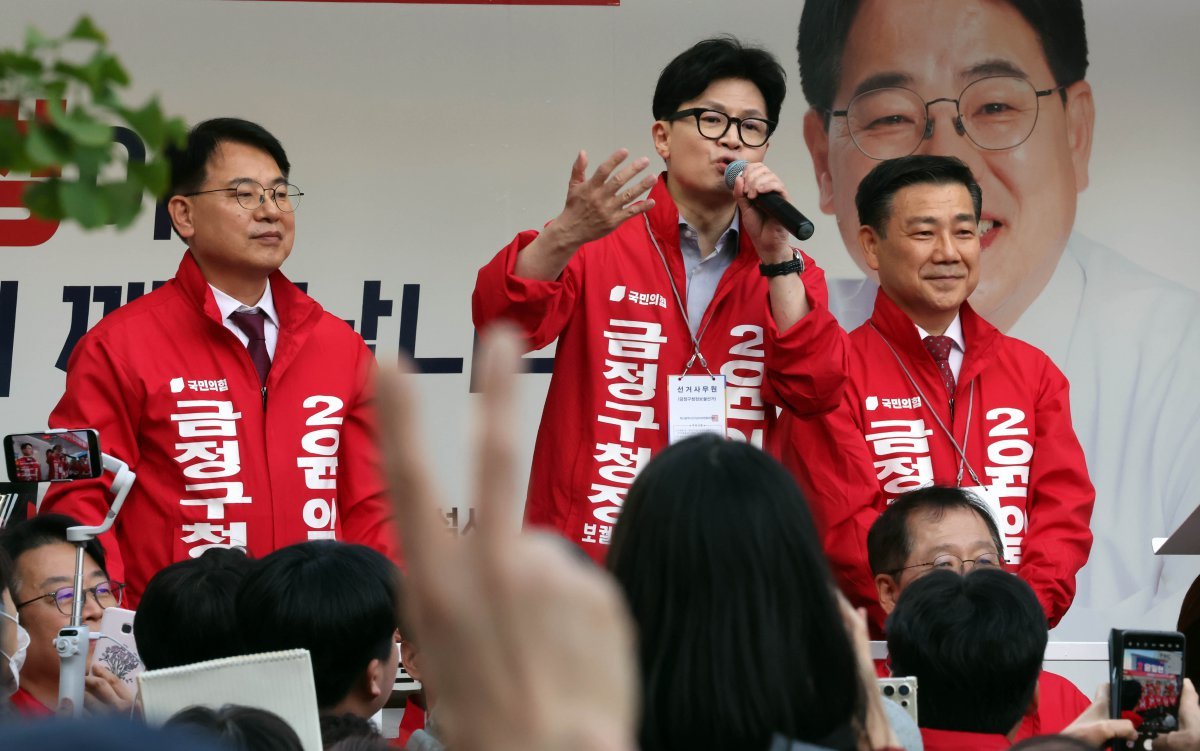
[57,453,136,716]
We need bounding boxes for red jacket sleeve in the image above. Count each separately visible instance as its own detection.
[778,382,890,633]
[41,331,140,585]
[1015,358,1095,627]
[471,230,582,351]
[761,250,849,417]
[338,343,400,567]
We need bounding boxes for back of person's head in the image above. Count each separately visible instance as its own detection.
[135,548,252,670]
[887,567,1047,734]
[319,713,381,749]
[0,513,107,593]
[165,704,303,751]
[855,154,983,235]
[867,485,1003,577]
[236,541,398,710]
[608,434,863,751]
[166,117,290,198]
[652,36,787,124]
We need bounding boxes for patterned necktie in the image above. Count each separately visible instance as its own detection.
[923,334,956,399]
[228,308,271,386]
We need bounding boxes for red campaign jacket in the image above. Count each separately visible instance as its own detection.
[473,175,847,561]
[42,252,396,605]
[775,291,1094,630]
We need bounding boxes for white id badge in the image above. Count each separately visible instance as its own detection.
[668,375,727,444]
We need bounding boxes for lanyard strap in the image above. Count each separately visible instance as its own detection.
[868,323,983,487]
[644,214,716,377]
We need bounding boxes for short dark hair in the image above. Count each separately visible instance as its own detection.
[165,704,303,751]
[0,514,107,594]
[167,117,290,198]
[19,443,31,450]
[887,568,1047,734]
[855,155,982,234]
[867,485,1004,577]
[319,713,382,749]
[609,434,864,751]
[134,548,253,670]
[652,36,787,124]
[797,0,1088,117]
[235,541,398,709]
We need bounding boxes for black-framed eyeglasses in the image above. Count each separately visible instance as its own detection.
[184,179,303,212]
[664,108,777,148]
[16,580,125,616]
[827,76,1070,160]
[889,552,1005,578]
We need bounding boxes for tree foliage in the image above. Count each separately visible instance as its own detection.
[0,16,187,229]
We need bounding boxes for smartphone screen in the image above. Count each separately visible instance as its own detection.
[4,430,101,483]
[1118,641,1184,736]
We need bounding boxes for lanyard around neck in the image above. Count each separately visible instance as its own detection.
[868,323,983,487]
[644,214,716,377]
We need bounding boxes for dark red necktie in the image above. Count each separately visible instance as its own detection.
[923,335,956,399]
[228,309,271,386]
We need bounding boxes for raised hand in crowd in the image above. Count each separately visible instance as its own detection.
[81,664,136,717]
[376,323,638,751]
[838,597,902,751]
[513,148,657,281]
[1153,678,1200,751]
[1056,683,1136,747]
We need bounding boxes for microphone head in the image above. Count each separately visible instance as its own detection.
[724,160,748,190]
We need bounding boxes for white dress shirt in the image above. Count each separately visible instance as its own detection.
[210,283,279,360]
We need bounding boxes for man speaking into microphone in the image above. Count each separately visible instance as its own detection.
[473,36,848,562]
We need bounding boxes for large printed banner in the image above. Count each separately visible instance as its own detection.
[1,0,1198,645]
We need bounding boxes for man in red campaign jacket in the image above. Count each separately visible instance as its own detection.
[473,37,847,562]
[867,486,1090,740]
[43,118,395,604]
[775,154,1094,628]
[12,443,40,482]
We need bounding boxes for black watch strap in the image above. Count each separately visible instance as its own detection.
[759,250,805,278]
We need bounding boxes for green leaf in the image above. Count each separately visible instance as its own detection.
[101,180,143,228]
[128,157,170,197]
[67,16,107,44]
[118,98,165,150]
[0,117,25,172]
[25,123,72,168]
[57,109,113,147]
[59,178,108,228]
[24,26,52,53]
[22,180,62,221]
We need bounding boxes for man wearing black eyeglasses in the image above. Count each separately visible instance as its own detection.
[473,37,848,563]
[0,514,127,715]
[796,0,1200,643]
[42,118,396,608]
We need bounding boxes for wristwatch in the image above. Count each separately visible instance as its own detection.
[759,249,805,277]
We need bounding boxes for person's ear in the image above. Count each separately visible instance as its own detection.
[803,108,836,214]
[167,196,196,241]
[400,640,422,683]
[364,657,386,701]
[1063,80,1095,193]
[651,120,671,163]
[860,225,882,271]
[875,573,901,614]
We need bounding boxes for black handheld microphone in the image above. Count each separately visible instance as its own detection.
[724,160,815,241]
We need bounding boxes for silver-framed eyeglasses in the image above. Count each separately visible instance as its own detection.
[828,76,1069,160]
[185,179,303,212]
[15,580,125,616]
[890,552,1005,578]
[664,108,777,148]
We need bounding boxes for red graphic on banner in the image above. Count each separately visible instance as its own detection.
[0,99,64,248]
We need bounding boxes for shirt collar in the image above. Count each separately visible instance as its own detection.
[678,211,740,256]
[210,282,278,327]
[916,312,966,353]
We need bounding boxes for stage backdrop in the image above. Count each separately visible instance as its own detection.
[2,0,1198,646]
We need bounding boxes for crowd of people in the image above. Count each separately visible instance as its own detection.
[1,0,1196,749]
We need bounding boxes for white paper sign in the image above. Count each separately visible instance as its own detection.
[668,374,727,444]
